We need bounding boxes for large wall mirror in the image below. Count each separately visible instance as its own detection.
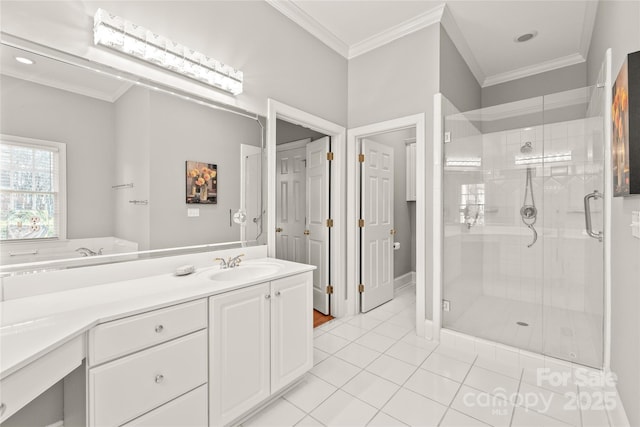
[0,42,266,273]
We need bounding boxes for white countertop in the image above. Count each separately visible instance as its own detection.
[0,257,315,379]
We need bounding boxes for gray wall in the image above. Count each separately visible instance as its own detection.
[586,1,640,425]
[481,62,587,108]
[369,128,417,278]
[148,90,261,249]
[0,1,348,127]
[114,85,151,250]
[0,75,116,239]
[439,26,482,113]
[276,119,326,145]
[349,24,440,318]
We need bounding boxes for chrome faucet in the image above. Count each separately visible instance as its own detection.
[75,247,103,257]
[215,254,245,269]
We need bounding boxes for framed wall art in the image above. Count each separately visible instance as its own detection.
[186,161,217,204]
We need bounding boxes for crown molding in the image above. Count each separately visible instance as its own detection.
[265,0,349,58]
[439,5,485,86]
[348,4,445,59]
[579,0,599,58]
[482,53,586,87]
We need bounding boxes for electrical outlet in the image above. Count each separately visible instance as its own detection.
[444,132,451,143]
[187,208,200,217]
[442,300,451,312]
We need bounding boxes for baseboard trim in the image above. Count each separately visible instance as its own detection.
[394,271,415,291]
[45,422,64,427]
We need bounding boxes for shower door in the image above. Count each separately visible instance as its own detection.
[441,86,605,368]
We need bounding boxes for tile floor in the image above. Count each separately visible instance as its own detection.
[243,284,619,427]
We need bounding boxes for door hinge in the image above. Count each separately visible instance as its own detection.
[326,218,334,228]
[358,219,364,228]
[326,285,334,294]
[358,284,365,293]
[358,153,365,163]
[326,151,334,161]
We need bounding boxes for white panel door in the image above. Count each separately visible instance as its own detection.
[270,272,313,393]
[306,137,330,315]
[276,145,307,263]
[361,139,394,312]
[209,283,271,426]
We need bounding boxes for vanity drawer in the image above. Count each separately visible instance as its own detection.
[123,384,207,427]
[89,330,207,427]
[89,299,206,366]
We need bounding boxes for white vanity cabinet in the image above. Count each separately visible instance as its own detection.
[209,272,313,426]
[87,299,208,426]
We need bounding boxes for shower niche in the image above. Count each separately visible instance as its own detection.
[440,85,606,368]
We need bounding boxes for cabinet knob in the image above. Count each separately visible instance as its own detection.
[0,403,6,416]
[275,291,281,296]
[155,374,165,384]
[265,294,271,299]
[155,325,164,333]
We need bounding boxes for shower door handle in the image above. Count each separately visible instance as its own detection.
[584,190,603,242]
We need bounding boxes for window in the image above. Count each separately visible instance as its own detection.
[0,136,66,241]
[459,183,485,227]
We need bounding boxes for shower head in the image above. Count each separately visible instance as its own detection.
[520,141,533,153]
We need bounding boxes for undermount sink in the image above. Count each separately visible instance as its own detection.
[207,261,283,282]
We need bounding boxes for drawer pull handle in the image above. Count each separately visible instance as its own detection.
[265,294,271,299]
[155,374,165,384]
[155,325,164,333]
[0,403,6,416]
[275,291,281,296]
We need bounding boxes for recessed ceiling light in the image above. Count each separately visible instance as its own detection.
[15,56,35,65]
[515,31,538,43]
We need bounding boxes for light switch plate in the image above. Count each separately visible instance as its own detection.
[187,208,200,217]
[632,211,640,239]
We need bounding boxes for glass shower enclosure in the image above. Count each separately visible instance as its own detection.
[441,85,606,368]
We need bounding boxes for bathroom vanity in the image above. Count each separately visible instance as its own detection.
[0,257,314,426]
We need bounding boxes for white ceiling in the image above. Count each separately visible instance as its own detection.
[267,0,598,87]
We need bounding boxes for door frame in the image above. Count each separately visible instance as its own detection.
[267,99,347,317]
[347,114,427,337]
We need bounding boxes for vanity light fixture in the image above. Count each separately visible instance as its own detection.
[93,8,243,95]
[515,151,572,165]
[445,157,482,167]
[15,56,35,65]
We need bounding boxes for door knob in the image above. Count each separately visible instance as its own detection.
[304,230,310,235]
[275,227,283,233]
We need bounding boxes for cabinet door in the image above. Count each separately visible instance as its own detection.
[209,283,271,426]
[270,272,313,393]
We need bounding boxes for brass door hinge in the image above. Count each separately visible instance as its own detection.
[326,152,334,161]
[303,230,310,235]
[358,284,365,293]
[358,219,364,228]
[358,153,365,163]
[326,219,334,228]
[326,285,334,294]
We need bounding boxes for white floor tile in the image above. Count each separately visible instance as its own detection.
[310,390,378,427]
[439,409,491,427]
[400,332,439,352]
[314,332,351,354]
[355,331,398,353]
[347,315,383,331]
[464,365,520,397]
[373,322,412,340]
[382,387,447,427]
[366,354,417,385]
[385,341,433,366]
[318,319,343,332]
[284,374,337,413]
[511,407,572,427]
[295,415,325,427]
[243,397,306,427]
[342,370,400,409]
[403,369,461,405]
[363,307,396,322]
[517,382,580,426]
[474,356,523,379]
[366,411,407,426]
[521,367,578,395]
[335,342,382,368]
[330,323,369,341]
[421,352,472,382]
[451,385,514,427]
[313,328,326,338]
[311,356,361,388]
[435,345,477,364]
[314,348,330,366]
[386,312,416,329]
